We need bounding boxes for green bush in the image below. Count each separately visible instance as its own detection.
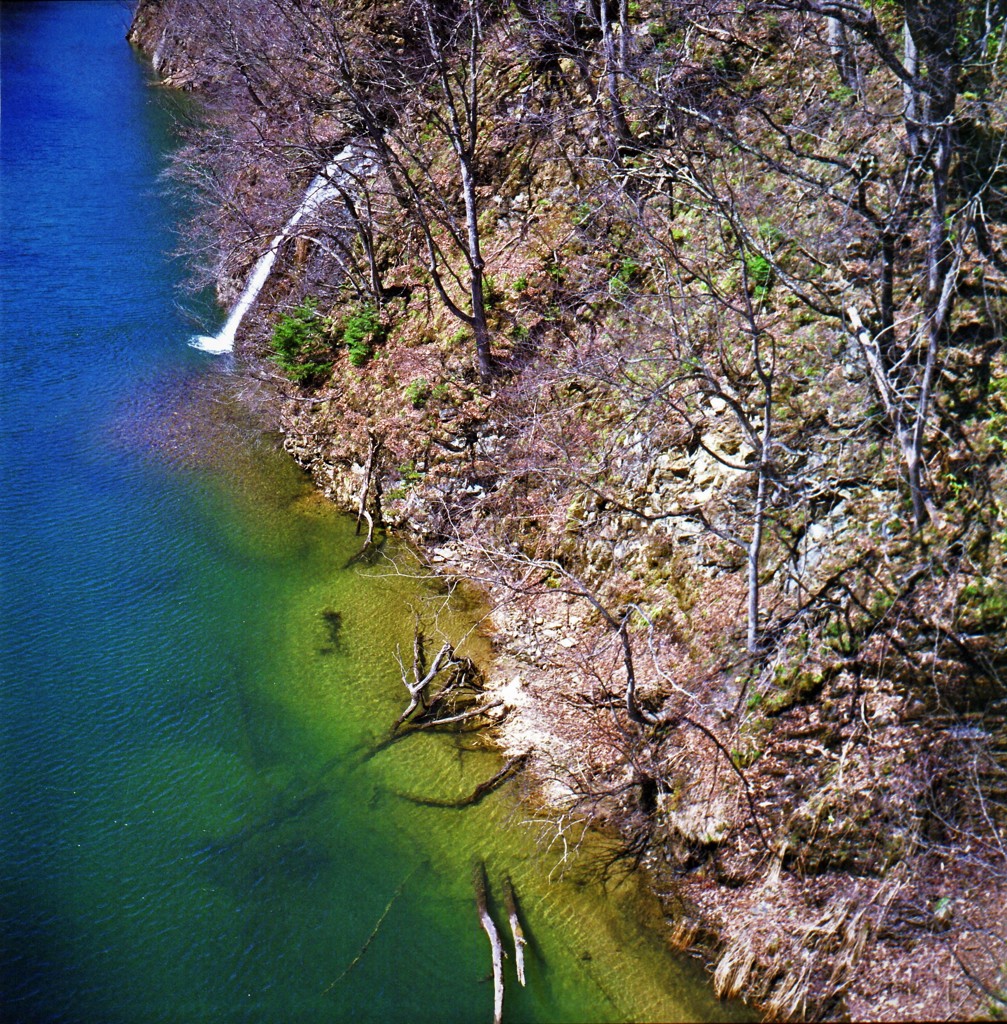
[961,578,1007,630]
[608,257,641,296]
[404,378,432,409]
[482,275,505,309]
[342,304,384,368]
[270,298,332,385]
[745,251,774,302]
[398,460,425,484]
[573,202,594,227]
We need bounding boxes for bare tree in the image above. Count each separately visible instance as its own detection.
[410,0,496,381]
[275,0,500,381]
[737,0,1007,527]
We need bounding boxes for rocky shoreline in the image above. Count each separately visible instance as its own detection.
[277,387,1005,1023]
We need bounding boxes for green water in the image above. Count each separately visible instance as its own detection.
[119,430,736,1023]
[0,3,744,1021]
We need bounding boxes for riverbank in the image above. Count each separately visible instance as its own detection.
[278,362,1007,1023]
[128,1,1007,1018]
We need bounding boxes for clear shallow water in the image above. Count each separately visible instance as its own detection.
[0,4,744,1022]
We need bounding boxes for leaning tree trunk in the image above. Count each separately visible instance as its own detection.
[460,156,494,384]
[827,16,859,90]
[903,0,960,527]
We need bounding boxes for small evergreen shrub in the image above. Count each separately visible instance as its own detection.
[573,202,594,227]
[608,257,641,296]
[482,275,504,309]
[745,251,774,302]
[342,304,384,367]
[398,460,425,484]
[270,298,332,385]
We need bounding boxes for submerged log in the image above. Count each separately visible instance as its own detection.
[322,866,417,993]
[502,875,527,987]
[397,751,530,809]
[474,861,505,1024]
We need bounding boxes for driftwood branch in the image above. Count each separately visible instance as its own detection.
[404,699,504,731]
[502,875,527,987]
[356,430,383,536]
[393,621,499,732]
[474,861,504,1024]
[359,508,375,548]
[393,630,456,729]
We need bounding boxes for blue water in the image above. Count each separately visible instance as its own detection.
[0,5,742,1022]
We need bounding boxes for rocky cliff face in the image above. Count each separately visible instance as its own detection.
[131,0,1007,1017]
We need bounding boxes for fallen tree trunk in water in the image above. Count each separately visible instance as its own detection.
[502,874,527,987]
[474,861,504,1024]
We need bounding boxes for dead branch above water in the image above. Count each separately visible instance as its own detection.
[393,618,501,732]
